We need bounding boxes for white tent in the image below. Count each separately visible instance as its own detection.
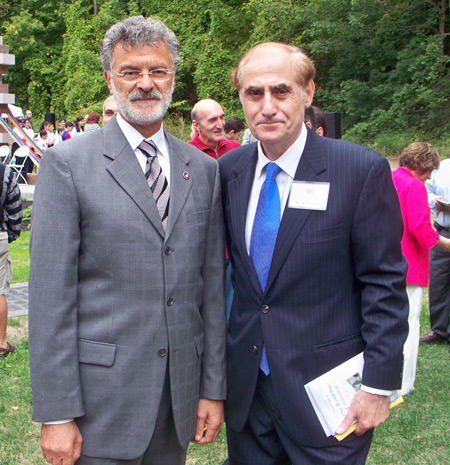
[1,104,23,118]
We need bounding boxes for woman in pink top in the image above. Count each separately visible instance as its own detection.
[392,142,450,394]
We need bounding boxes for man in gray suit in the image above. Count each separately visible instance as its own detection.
[29,16,226,465]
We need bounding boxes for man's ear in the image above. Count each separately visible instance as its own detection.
[104,71,113,94]
[305,80,315,107]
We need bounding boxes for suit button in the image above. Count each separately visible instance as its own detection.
[252,345,258,354]
[167,297,174,306]
[164,246,172,255]
[158,348,167,357]
[261,305,269,314]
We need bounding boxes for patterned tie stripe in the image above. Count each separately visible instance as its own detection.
[139,140,170,228]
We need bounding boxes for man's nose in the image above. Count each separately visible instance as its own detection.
[137,73,155,91]
[261,94,277,117]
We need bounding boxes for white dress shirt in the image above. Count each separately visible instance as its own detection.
[116,113,171,185]
[427,158,450,228]
[245,124,307,253]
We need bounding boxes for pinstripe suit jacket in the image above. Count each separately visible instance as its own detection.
[218,129,408,447]
[29,117,226,459]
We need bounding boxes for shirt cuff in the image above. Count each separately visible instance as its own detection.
[43,419,74,425]
[361,385,396,397]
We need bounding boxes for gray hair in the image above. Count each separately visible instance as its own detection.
[100,16,181,73]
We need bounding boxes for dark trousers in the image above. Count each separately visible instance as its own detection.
[429,230,450,341]
[77,369,186,465]
[226,371,373,465]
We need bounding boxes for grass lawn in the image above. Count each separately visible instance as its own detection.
[9,231,30,284]
[2,236,449,464]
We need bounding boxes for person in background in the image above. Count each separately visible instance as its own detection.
[102,95,119,125]
[0,162,22,359]
[420,157,450,347]
[241,127,258,145]
[58,118,67,129]
[38,121,55,148]
[75,116,85,136]
[392,142,450,394]
[224,117,245,141]
[304,105,327,137]
[189,99,240,159]
[35,131,49,152]
[24,110,34,130]
[62,121,76,141]
[84,112,101,133]
[54,127,64,146]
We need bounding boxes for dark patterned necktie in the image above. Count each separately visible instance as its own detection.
[138,140,170,229]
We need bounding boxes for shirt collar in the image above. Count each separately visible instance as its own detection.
[116,113,169,162]
[255,123,308,180]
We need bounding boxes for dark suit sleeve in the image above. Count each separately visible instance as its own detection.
[28,147,85,422]
[351,156,408,390]
[199,161,227,399]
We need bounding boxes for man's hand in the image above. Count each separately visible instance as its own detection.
[435,196,450,212]
[192,399,224,444]
[41,421,82,465]
[335,390,390,436]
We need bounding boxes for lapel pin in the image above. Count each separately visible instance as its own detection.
[183,171,190,180]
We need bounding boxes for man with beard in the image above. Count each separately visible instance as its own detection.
[29,16,226,465]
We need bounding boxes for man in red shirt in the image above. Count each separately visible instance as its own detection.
[189,99,240,159]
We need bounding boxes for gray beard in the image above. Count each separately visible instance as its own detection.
[111,81,172,126]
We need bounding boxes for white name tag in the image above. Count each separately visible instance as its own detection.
[288,181,330,211]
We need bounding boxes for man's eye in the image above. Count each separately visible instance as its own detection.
[151,69,167,77]
[123,71,141,77]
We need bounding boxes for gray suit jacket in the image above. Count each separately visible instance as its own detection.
[28,117,226,459]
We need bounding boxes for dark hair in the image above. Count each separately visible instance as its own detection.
[57,127,64,134]
[304,105,327,136]
[75,116,84,132]
[39,120,53,132]
[59,118,66,123]
[101,16,180,73]
[65,121,75,129]
[86,112,100,124]
[39,130,48,138]
[399,142,440,173]
[225,117,245,133]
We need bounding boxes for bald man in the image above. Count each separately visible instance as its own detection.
[189,99,240,159]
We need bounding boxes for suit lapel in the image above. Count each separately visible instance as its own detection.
[164,131,192,240]
[228,145,263,296]
[265,131,327,292]
[103,119,165,238]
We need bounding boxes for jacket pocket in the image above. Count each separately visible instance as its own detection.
[314,333,363,351]
[194,333,204,357]
[188,209,210,226]
[78,338,116,367]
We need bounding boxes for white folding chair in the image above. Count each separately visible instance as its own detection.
[0,145,10,164]
[7,145,29,184]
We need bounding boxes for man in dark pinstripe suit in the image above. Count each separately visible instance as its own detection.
[218,42,409,465]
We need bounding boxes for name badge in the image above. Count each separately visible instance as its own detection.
[288,181,330,211]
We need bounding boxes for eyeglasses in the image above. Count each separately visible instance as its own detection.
[112,69,174,83]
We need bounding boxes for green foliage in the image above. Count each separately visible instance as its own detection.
[1,0,448,144]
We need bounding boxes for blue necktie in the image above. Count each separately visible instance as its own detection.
[250,162,282,375]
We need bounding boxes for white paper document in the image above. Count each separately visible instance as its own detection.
[305,352,401,439]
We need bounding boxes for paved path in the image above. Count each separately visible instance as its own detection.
[7,282,29,317]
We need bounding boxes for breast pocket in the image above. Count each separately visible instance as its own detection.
[301,223,345,244]
[187,209,210,226]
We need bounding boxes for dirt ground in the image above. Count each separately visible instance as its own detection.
[6,316,28,343]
